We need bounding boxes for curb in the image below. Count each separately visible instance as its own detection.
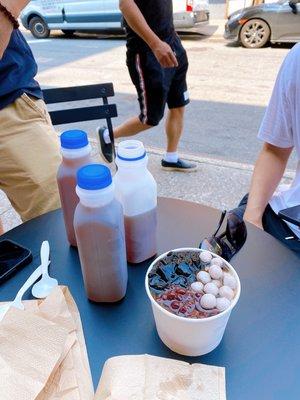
[89,138,295,181]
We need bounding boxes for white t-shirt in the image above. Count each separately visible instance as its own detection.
[258,43,300,238]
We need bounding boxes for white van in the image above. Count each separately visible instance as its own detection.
[21,0,209,38]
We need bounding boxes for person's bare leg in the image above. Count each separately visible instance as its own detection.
[114,116,152,139]
[165,107,185,152]
[162,106,196,171]
[99,116,154,163]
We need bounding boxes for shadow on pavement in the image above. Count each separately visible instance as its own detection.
[225,41,296,50]
[270,42,295,49]
[26,33,125,73]
[51,29,125,41]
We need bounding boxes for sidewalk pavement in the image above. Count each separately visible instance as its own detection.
[0,140,294,234]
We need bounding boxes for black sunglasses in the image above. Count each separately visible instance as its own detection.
[200,210,247,261]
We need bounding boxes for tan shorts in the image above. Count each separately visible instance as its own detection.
[0,94,61,222]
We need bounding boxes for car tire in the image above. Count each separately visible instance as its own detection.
[62,30,75,37]
[240,19,270,49]
[29,16,50,39]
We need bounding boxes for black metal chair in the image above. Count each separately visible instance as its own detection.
[42,83,117,146]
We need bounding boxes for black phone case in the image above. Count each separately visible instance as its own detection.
[0,240,33,283]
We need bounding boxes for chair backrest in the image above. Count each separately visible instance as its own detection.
[43,83,117,142]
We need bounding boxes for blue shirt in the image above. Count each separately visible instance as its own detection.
[0,29,42,110]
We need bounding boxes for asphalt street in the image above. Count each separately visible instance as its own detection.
[22,29,296,168]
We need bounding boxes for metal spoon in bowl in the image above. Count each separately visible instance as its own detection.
[31,241,58,299]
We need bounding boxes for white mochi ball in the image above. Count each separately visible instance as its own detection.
[212,279,222,288]
[197,271,211,285]
[204,282,219,296]
[211,257,224,267]
[223,273,237,290]
[209,265,223,280]
[216,297,231,312]
[201,294,217,310]
[191,281,204,293]
[200,251,213,263]
[219,285,235,301]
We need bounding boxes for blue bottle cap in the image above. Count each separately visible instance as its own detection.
[60,130,89,149]
[77,164,112,190]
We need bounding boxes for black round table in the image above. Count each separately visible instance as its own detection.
[0,197,299,399]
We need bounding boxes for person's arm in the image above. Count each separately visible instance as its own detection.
[119,0,178,68]
[244,143,293,229]
[0,0,30,59]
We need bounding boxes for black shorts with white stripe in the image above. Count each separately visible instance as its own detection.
[126,35,189,127]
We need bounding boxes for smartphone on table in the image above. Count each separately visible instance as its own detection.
[0,240,33,284]
[278,205,300,228]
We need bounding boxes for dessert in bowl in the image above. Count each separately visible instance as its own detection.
[145,248,241,356]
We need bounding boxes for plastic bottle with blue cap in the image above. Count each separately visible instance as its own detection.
[74,164,128,302]
[57,130,93,247]
[114,140,157,264]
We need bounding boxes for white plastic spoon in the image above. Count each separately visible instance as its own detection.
[31,241,58,299]
[0,264,43,322]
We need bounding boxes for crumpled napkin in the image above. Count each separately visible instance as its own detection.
[94,354,226,400]
[0,286,94,400]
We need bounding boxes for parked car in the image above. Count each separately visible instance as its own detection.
[224,0,300,48]
[21,0,209,39]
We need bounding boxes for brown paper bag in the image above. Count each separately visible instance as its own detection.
[36,287,94,400]
[94,354,226,400]
[0,286,94,400]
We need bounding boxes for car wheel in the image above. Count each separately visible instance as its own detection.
[240,19,270,49]
[29,16,50,39]
[62,30,75,37]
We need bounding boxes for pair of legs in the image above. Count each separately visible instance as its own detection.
[232,194,300,255]
[0,94,61,225]
[113,106,184,153]
[99,38,195,170]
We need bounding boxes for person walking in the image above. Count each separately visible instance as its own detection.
[0,0,61,226]
[99,0,196,171]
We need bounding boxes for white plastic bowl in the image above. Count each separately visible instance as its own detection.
[145,248,241,356]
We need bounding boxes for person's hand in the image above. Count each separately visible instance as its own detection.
[151,39,178,68]
[0,12,14,60]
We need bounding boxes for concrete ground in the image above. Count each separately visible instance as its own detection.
[0,21,296,232]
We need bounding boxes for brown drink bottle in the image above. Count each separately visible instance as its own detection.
[57,130,93,247]
[74,164,128,302]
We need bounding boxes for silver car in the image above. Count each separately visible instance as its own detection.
[21,0,209,39]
